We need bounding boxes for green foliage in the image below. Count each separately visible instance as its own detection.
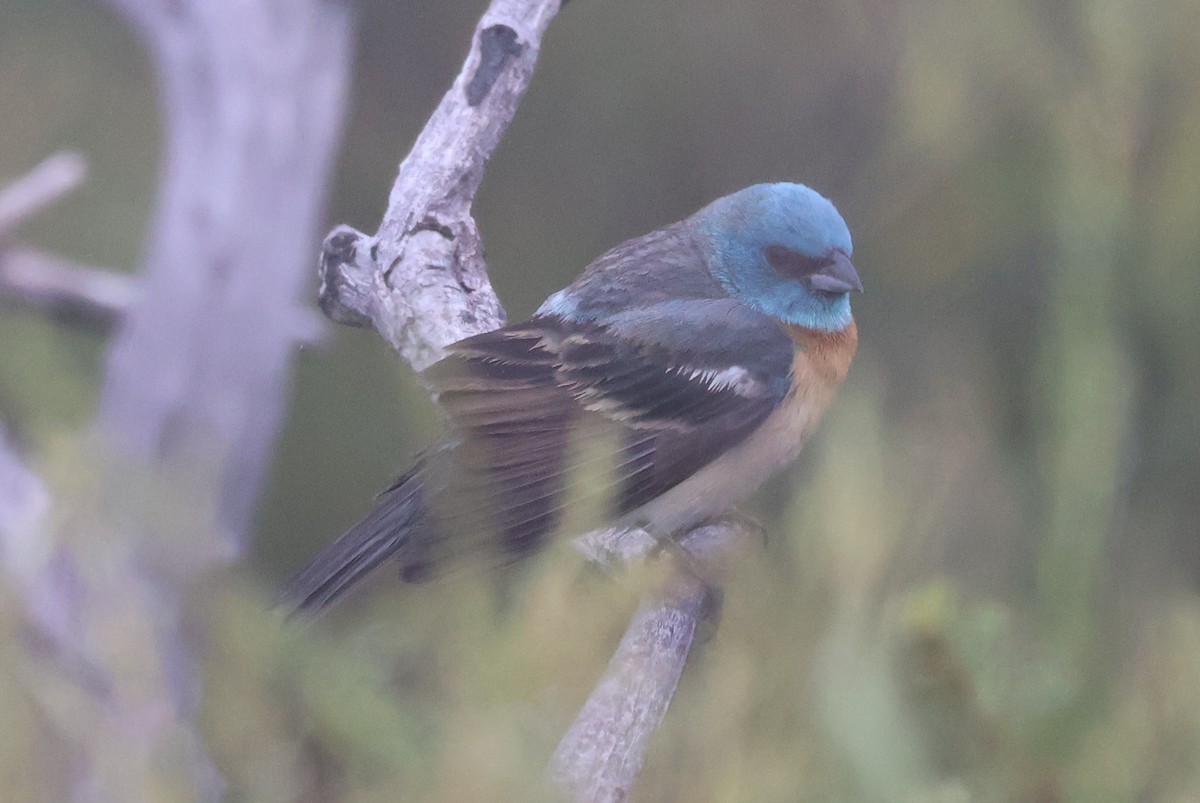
[3,0,1200,799]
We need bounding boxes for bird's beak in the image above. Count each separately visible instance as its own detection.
[805,250,863,294]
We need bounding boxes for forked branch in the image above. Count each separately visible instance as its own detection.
[314,2,751,800]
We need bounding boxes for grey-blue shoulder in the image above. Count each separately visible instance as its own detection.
[540,297,794,399]
[536,221,728,322]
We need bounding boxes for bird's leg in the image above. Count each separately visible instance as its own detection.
[649,514,766,643]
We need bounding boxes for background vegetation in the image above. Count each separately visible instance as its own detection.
[2,0,1199,799]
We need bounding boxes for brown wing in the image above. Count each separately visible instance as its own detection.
[284,305,794,611]
[417,309,791,570]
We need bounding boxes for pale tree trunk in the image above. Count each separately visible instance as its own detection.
[97,0,352,543]
[0,0,353,798]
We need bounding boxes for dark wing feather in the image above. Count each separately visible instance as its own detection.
[416,304,792,569]
[282,460,432,612]
[285,300,794,611]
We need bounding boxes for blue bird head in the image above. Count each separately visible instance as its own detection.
[696,182,861,332]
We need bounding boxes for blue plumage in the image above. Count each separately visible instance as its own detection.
[697,183,857,332]
[540,182,858,333]
[286,182,862,612]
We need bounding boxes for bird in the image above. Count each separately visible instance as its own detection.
[284,182,861,613]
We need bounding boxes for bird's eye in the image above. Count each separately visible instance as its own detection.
[764,244,828,279]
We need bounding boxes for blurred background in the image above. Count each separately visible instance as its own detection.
[2,0,1199,800]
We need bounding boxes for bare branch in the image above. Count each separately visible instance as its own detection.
[319,0,566,370]
[0,153,133,332]
[0,246,331,343]
[0,152,87,241]
[547,519,757,803]
[0,247,139,329]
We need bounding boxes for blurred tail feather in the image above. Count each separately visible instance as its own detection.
[282,469,425,614]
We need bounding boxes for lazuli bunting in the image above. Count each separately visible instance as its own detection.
[286,182,861,612]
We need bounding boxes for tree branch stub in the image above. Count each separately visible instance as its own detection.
[318,0,566,371]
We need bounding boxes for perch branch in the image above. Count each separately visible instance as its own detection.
[317,2,756,800]
[547,518,756,802]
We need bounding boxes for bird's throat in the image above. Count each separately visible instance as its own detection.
[786,319,858,389]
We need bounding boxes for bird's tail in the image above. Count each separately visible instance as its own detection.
[282,465,427,614]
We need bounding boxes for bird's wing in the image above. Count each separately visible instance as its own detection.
[283,299,794,612]
[414,298,795,570]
